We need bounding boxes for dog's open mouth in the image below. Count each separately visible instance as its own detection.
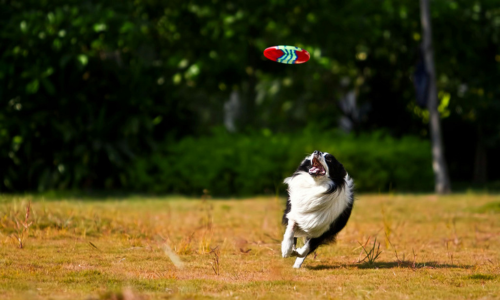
[309,157,326,176]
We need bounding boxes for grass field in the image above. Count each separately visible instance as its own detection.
[1,193,500,300]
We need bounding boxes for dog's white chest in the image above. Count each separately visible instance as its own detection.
[284,172,352,238]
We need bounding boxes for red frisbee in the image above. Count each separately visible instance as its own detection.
[263,45,310,64]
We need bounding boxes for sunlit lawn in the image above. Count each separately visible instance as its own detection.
[1,193,499,299]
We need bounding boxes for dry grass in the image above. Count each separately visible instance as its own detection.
[0,193,500,299]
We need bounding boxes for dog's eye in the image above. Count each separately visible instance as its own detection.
[325,157,332,162]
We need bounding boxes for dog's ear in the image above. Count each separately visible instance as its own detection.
[329,160,346,180]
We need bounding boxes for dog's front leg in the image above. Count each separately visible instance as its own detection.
[291,238,310,258]
[291,238,310,268]
[281,220,296,257]
[293,256,307,268]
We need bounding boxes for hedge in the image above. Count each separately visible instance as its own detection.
[129,129,434,196]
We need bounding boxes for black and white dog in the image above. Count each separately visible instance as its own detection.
[281,150,354,268]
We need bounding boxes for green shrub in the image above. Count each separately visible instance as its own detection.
[129,129,434,196]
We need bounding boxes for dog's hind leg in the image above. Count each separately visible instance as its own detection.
[281,221,296,258]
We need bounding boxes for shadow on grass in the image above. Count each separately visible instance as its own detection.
[307,261,473,270]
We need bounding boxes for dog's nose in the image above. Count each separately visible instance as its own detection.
[313,150,319,155]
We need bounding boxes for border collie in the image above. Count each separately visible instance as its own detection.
[281,150,354,268]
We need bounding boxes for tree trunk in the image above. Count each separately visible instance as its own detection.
[419,0,451,194]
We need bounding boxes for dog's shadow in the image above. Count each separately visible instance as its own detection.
[306,261,473,270]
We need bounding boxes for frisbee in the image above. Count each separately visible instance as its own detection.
[263,45,310,64]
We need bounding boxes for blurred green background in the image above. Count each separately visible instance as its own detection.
[1,0,499,195]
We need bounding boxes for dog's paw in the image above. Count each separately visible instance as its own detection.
[290,249,305,258]
[293,244,309,258]
[281,238,294,258]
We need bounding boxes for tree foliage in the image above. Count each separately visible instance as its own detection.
[0,0,499,192]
